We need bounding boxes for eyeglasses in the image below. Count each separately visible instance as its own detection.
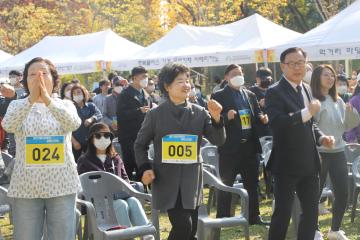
[283,60,306,69]
[322,73,335,79]
[94,132,113,139]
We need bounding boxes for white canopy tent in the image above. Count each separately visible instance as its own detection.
[0,29,143,75]
[112,14,302,70]
[274,0,360,61]
[0,50,12,63]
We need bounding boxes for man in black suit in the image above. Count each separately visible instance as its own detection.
[212,64,269,225]
[117,66,152,180]
[265,47,334,240]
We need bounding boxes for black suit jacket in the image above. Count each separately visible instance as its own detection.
[211,85,263,155]
[116,85,152,142]
[265,77,323,176]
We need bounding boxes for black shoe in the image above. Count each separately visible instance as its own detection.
[249,216,270,226]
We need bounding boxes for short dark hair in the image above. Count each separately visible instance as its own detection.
[22,57,59,94]
[108,72,117,81]
[9,70,22,76]
[158,63,190,96]
[224,64,241,76]
[131,66,147,78]
[99,79,110,87]
[71,79,80,85]
[71,84,89,105]
[256,67,272,78]
[310,64,337,102]
[280,47,307,63]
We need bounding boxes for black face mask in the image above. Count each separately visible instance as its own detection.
[260,79,271,88]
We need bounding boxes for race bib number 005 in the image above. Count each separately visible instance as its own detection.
[25,136,65,168]
[162,134,198,164]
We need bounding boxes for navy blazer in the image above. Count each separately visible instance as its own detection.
[265,77,324,176]
[211,85,263,155]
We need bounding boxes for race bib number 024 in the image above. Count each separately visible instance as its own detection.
[162,134,198,164]
[25,136,65,168]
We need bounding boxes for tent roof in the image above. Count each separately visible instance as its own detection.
[113,14,301,70]
[137,13,301,57]
[0,29,143,74]
[276,0,360,60]
[0,50,13,63]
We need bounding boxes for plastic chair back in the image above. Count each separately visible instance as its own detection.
[200,146,220,177]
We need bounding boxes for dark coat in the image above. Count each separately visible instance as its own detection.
[265,78,324,176]
[116,85,152,143]
[211,85,263,155]
[77,150,129,183]
[134,99,225,211]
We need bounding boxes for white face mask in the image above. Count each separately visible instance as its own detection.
[114,86,123,94]
[9,77,17,86]
[94,136,111,151]
[65,90,72,99]
[97,154,107,163]
[73,95,84,103]
[303,71,312,84]
[140,78,148,88]
[189,88,197,97]
[338,85,348,95]
[229,75,245,88]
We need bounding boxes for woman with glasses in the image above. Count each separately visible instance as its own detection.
[310,64,360,240]
[77,122,150,229]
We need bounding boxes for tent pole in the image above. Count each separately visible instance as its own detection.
[345,59,350,76]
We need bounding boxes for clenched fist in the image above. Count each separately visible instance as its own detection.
[208,99,222,123]
[141,170,155,185]
[308,100,321,116]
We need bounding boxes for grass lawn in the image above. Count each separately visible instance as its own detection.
[0,184,360,240]
[1,192,359,239]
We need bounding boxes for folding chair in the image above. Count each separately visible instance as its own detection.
[351,156,360,222]
[78,171,158,240]
[197,169,249,240]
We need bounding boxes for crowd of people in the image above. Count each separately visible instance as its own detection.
[0,46,360,240]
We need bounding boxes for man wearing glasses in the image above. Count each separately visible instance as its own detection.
[265,47,335,240]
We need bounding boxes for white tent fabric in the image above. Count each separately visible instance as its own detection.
[274,0,360,61]
[0,50,12,63]
[112,14,301,70]
[0,29,143,75]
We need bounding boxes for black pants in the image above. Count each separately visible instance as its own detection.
[319,152,348,231]
[216,143,260,223]
[167,193,198,240]
[268,174,319,240]
[120,140,138,180]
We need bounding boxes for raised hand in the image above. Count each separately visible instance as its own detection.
[28,73,41,104]
[208,99,223,123]
[38,71,51,105]
[141,169,155,185]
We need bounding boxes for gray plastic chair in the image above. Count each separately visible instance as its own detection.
[0,186,11,238]
[344,143,360,204]
[78,171,158,240]
[197,169,249,240]
[201,146,220,177]
[351,156,360,222]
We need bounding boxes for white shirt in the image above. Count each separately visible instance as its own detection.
[2,98,82,198]
[284,77,312,123]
